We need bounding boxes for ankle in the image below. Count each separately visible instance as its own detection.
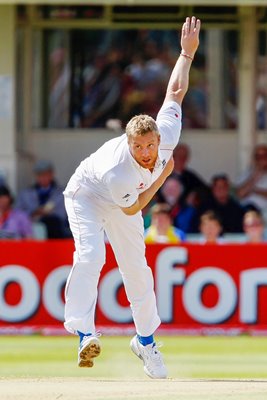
[77,330,92,342]
[137,334,154,346]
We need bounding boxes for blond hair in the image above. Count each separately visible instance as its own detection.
[243,210,264,226]
[200,210,222,226]
[125,114,159,138]
[151,203,172,216]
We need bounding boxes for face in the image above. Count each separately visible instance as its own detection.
[212,179,229,204]
[128,131,160,170]
[254,147,267,170]
[36,170,54,187]
[200,220,222,242]
[0,195,11,212]
[152,212,171,233]
[243,216,264,242]
[161,177,182,206]
[173,145,189,172]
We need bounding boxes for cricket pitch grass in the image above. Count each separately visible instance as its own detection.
[1,335,267,400]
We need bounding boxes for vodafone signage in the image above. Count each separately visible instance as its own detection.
[0,241,267,335]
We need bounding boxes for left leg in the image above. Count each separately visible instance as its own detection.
[104,208,160,337]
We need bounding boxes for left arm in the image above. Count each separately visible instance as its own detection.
[164,16,201,106]
[120,158,174,216]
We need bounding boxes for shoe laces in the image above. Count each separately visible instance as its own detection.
[143,342,164,367]
[80,331,101,346]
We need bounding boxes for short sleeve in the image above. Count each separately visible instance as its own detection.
[156,101,182,149]
[106,172,138,208]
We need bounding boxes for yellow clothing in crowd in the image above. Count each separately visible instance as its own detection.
[144,225,185,244]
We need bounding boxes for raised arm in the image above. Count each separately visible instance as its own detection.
[164,16,201,106]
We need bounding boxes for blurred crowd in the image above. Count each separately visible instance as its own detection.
[49,29,208,130]
[1,142,267,243]
[142,142,267,244]
[0,160,70,240]
[47,29,266,131]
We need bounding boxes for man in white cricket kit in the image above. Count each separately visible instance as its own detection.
[64,17,200,379]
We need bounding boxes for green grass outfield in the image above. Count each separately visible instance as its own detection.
[1,335,267,379]
[1,335,267,400]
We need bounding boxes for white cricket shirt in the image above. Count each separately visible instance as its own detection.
[64,101,182,208]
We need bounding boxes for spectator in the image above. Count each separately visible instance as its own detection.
[172,143,210,207]
[158,175,196,233]
[199,210,223,244]
[48,47,71,128]
[0,185,33,239]
[243,209,266,243]
[236,144,267,221]
[145,203,185,244]
[196,173,244,233]
[80,63,123,128]
[64,30,208,130]
[16,160,68,238]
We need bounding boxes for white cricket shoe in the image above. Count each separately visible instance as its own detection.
[78,335,101,368]
[130,335,167,379]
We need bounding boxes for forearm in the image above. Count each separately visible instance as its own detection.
[164,16,200,105]
[121,174,166,216]
[164,55,192,105]
[138,175,167,211]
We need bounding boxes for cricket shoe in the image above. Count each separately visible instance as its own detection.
[130,335,167,379]
[78,335,101,368]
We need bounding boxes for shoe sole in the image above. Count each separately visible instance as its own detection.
[78,339,101,368]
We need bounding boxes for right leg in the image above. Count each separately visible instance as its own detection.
[104,208,161,337]
[64,187,106,336]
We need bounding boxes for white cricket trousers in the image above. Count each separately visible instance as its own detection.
[64,185,161,337]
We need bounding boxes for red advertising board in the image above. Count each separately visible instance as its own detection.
[1,240,267,335]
